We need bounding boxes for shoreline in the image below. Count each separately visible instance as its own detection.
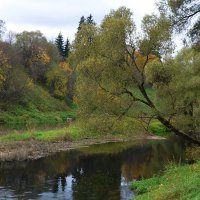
[0,135,165,162]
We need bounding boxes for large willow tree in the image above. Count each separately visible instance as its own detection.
[71,7,200,145]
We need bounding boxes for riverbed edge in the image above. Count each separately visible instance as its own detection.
[0,135,165,162]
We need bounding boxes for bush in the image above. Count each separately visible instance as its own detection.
[149,121,171,136]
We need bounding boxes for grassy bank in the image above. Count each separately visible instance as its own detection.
[149,120,171,137]
[0,124,151,162]
[0,123,144,143]
[0,108,76,130]
[0,126,83,142]
[0,118,168,143]
[131,161,200,200]
[0,86,76,130]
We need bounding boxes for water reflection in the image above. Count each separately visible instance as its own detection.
[0,136,185,199]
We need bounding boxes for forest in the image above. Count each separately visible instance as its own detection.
[0,0,200,199]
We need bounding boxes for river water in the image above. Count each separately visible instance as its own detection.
[0,136,185,200]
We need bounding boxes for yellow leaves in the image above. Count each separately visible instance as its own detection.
[46,63,70,99]
[134,51,159,70]
[190,162,200,172]
[96,87,105,96]
[0,50,10,90]
[59,62,72,73]
[25,78,34,90]
[52,77,68,98]
[0,50,9,67]
[0,74,5,90]
[0,74,5,82]
[34,48,50,65]
[127,50,159,74]
[73,96,78,104]
[39,50,50,64]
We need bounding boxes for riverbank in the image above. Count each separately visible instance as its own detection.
[0,126,165,162]
[131,159,200,200]
[131,145,200,200]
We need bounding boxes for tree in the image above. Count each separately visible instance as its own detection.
[0,67,34,103]
[55,33,71,60]
[0,19,5,39]
[0,50,9,91]
[0,43,33,103]
[78,16,86,31]
[5,31,16,45]
[158,0,200,49]
[46,62,72,100]
[16,31,50,83]
[145,48,200,142]
[64,38,70,58]
[72,7,200,145]
[78,15,95,32]
[86,14,95,25]
[55,32,65,59]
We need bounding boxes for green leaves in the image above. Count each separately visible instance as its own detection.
[140,13,173,56]
[72,6,200,143]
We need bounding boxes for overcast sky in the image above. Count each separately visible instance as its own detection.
[0,0,158,41]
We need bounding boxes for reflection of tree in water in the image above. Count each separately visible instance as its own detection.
[0,150,81,199]
[0,137,185,199]
[121,136,185,181]
[52,174,67,193]
[71,154,121,200]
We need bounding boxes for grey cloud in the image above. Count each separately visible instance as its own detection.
[0,0,156,40]
[0,0,108,27]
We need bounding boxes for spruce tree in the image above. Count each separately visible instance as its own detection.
[55,32,65,58]
[86,14,95,25]
[78,16,85,31]
[64,38,70,58]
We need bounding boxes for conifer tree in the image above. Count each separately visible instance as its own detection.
[64,38,70,58]
[86,14,95,25]
[78,16,86,31]
[55,32,65,58]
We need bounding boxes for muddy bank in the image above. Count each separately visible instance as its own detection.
[0,135,165,162]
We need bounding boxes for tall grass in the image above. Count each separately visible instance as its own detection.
[131,161,200,200]
[0,125,83,142]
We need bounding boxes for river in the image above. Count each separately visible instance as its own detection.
[0,136,185,200]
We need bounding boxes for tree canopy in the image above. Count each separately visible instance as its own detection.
[0,21,73,106]
[0,20,5,39]
[71,6,200,144]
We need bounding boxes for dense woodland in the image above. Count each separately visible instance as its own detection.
[0,0,200,145]
[0,14,95,128]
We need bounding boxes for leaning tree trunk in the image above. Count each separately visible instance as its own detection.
[157,115,200,146]
[138,85,200,146]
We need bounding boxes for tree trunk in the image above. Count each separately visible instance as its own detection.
[138,85,200,146]
[157,115,200,146]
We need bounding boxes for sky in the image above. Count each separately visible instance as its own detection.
[0,0,157,42]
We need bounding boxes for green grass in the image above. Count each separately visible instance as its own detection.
[149,120,171,137]
[0,85,77,129]
[0,109,76,128]
[0,121,139,142]
[67,126,83,140]
[0,132,31,142]
[0,125,83,142]
[130,161,200,200]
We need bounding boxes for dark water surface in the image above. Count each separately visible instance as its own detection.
[0,136,185,200]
